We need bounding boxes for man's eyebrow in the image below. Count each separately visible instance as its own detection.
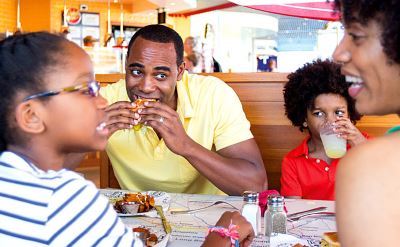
[154,66,171,72]
[126,63,171,72]
[127,62,144,68]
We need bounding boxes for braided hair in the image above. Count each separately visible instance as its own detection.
[0,32,68,151]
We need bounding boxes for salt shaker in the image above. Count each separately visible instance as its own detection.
[241,191,261,235]
[264,195,287,238]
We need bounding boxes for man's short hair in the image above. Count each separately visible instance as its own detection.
[127,24,184,67]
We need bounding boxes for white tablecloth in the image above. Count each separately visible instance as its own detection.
[101,190,336,247]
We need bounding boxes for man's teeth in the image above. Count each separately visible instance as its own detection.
[96,122,107,131]
[136,95,158,101]
[345,75,363,85]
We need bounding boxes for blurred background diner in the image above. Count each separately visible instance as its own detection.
[1,0,343,74]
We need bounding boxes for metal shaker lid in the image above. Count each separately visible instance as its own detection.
[242,191,259,202]
[267,195,284,205]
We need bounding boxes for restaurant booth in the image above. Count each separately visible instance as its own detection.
[1,0,398,191]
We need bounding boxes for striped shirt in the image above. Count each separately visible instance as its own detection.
[0,151,134,246]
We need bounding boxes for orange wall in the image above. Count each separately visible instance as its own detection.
[50,0,157,45]
[173,17,191,43]
[0,0,190,45]
[0,0,17,32]
[21,0,51,32]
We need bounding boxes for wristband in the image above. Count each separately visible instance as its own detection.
[206,221,240,247]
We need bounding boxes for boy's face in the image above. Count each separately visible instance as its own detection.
[305,93,349,139]
[39,43,109,164]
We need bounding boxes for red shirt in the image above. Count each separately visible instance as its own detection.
[281,133,370,200]
[281,136,340,200]
[281,136,339,200]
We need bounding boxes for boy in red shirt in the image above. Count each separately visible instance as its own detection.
[281,59,368,200]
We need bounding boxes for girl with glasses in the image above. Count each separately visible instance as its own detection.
[0,32,254,246]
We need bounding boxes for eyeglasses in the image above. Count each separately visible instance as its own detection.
[22,81,101,102]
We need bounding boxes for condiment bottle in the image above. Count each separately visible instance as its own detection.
[241,191,261,235]
[264,195,287,239]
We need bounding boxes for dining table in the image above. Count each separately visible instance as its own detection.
[101,189,336,247]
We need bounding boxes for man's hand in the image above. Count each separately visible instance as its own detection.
[135,101,267,195]
[138,100,193,154]
[104,101,139,137]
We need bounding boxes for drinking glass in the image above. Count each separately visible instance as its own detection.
[320,122,346,158]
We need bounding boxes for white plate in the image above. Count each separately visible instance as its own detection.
[101,190,171,217]
[270,233,310,247]
[154,233,169,247]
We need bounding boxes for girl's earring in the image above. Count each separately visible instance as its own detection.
[302,122,308,128]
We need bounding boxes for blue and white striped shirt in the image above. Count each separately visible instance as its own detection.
[0,151,134,246]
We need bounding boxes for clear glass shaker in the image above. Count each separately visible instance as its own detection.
[241,191,261,235]
[264,195,287,238]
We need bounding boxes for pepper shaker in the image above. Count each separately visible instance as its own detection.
[264,195,287,238]
[241,191,261,235]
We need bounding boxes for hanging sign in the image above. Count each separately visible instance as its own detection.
[66,8,82,25]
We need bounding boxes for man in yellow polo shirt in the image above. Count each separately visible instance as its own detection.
[101,24,267,195]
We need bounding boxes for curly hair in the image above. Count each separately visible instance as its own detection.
[284,59,361,132]
[127,24,184,67]
[333,0,400,64]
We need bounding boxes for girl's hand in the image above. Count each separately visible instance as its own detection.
[214,211,255,247]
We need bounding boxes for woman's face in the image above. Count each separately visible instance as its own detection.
[41,43,109,164]
[306,93,349,138]
[333,20,400,115]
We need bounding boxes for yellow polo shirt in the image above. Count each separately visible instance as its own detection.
[100,71,253,194]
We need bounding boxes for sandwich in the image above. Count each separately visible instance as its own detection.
[131,98,156,130]
[320,232,341,247]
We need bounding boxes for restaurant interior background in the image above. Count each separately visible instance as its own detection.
[0,0,351,188]
[0,0,343,74]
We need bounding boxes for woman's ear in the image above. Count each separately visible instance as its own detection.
[15,101,45,134]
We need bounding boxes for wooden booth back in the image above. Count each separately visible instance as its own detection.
[79,72,399,191]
